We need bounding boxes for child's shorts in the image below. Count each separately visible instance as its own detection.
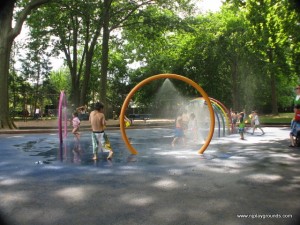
[290,128,300,137]
[174,128,184,137]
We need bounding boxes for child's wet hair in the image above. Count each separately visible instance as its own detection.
[94,102,104,111]
[239,112,244,122]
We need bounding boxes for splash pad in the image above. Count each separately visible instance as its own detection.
[119,74,215,155]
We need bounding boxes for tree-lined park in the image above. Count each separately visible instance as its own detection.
[0,0,300,129]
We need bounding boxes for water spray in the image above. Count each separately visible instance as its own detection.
[119,74,215,155]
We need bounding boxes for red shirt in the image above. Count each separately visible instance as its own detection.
[295,109,300,121]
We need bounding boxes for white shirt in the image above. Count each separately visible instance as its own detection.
[253,115,260,125]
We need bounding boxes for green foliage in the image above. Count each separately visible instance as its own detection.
[10,0,300,116]
[48,68,70,93]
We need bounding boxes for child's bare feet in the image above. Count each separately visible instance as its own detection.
[92,154,98,160]
[107,151,113,160]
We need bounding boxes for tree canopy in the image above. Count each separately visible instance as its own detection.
[1,0,300,129]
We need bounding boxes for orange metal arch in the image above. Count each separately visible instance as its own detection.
[119,74,215,155]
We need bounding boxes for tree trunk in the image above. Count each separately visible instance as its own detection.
[0,0,52,129]
[80,52,92,106]
[0,2,16,129]
[100,0,111,116]
[80,15,102,107]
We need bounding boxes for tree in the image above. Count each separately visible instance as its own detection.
[27,0,193,116]
[19,35,52,115]
[231,0,299,114]
[0,0,52,129]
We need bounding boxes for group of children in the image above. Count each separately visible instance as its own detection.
[171,107,266,145]
[233,110,265,140]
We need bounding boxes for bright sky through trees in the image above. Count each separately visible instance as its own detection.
[14,0,223,70]
[197,0,223,12]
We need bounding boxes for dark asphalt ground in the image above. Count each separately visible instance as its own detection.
[0,127,300,225]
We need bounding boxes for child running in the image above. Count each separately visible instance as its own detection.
[251,111,265,135]
[71,112,80,140]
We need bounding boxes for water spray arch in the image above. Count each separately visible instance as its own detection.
[204,98,231,135]
[212,104,224,137]
[119,74,215,155]
[209,97,232,134]
[210,100,228,136]
[189,97,231,138]
[189,98,224,138]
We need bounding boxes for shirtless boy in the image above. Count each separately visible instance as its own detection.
[89,102,113,160]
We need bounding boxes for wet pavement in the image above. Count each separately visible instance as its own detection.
[0,127,300,225]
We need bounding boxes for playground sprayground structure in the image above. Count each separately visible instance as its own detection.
[188,97,231,139]
[2,75,300,225]
[119,73,233,155]
[58,73,231,158]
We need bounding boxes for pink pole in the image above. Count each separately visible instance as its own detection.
[58,91,67,144]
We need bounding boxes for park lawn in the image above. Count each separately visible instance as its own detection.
[259,113,293,124]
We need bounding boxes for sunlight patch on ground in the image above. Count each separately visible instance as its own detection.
[152,178,181,190]
[54,186,94,202]
[154,149,199,157]
[120,193,155,206]
[0,191,30,205]
[0,178,24,186]
[271,153,298,160]
[245,173,283,183]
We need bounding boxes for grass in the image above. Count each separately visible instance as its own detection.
[258,113,293,124]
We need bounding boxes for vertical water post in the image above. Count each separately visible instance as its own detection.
[58,91,67,144]
[58,91,67,161]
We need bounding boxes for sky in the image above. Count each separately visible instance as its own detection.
[15,0,223,71]
[197,0,223,13]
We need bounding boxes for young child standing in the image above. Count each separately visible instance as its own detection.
[89,102,113,160]
[238,112,245,140]
[72,112,80,140]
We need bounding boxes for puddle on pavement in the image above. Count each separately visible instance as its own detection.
[11,128,230,167]
[13,136,131,166]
